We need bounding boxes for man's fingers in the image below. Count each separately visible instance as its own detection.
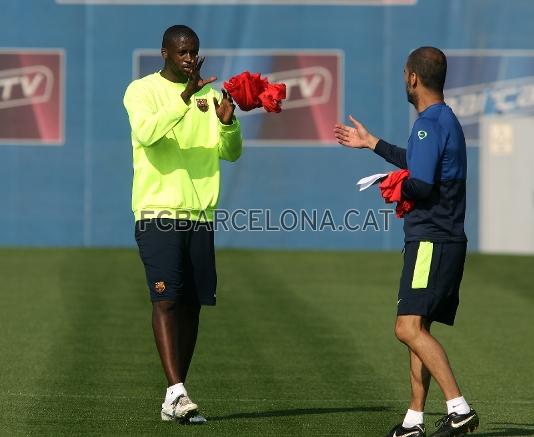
[201,76,217,87]
[334,132,349,138]
[333,125,349,134]
[213,97,219,109]
[334,135,352,144]
[196,56,205,71]
[334,129,351,141]
[348,115,363,130]
[334,124,351,133]
[333,126,352,139]
[222,89,233,103]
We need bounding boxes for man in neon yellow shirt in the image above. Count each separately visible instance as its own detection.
[123,25,242,423]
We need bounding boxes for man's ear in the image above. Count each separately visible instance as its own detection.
[161,47,168,61]
[410,72,418,88]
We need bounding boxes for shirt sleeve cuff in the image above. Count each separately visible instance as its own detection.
[373,139,390,157]
[219,117,240,132]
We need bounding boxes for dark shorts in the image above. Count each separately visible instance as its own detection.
[135,219,217,305]
[398,241,467,326]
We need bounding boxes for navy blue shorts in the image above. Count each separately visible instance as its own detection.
[135,219,217,305]
[398,241,467,326]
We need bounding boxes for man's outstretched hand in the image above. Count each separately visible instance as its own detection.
[334,115,379,150]
[181,56,217,104]
[214,89,236,125]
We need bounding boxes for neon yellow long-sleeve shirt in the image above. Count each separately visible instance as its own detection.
[123,72,243,222]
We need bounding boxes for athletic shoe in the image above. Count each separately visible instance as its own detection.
[160,394,198,421]
[386,423,426,437]
[429,409,479,436]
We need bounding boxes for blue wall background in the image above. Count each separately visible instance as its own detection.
[1,0,533,250]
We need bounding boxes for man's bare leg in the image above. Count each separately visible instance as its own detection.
[153,300,200,421]
[175,303,201,383]
[409,319,432,412]
[395,315,461,401]
[152,300,180,385]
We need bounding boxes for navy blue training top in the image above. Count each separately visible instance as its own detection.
[374,102,467,243]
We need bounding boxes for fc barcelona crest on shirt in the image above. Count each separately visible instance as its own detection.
[196,98,209,112]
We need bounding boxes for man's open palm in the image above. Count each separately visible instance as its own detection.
[182,57,217,101]
[214,89,236,125]
[334,115,373,149]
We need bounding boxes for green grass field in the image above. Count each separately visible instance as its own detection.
[1,249,533,436]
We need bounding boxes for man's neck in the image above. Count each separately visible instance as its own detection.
[415,93,444,113]
[160,67,187,84]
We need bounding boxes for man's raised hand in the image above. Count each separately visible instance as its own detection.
[334,115,378,150]
[181,57,217,104]
[214,89,236,125]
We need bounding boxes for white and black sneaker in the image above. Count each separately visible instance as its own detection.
[161,394,198,421]
[386,423,426,437]
[429,409,479,436]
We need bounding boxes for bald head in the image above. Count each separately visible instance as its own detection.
[406,47,447,94]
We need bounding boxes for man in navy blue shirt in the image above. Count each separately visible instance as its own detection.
[334,47,479,437]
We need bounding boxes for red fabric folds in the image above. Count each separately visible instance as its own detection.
[259,83,286,113]
[379,169,415,218]
[224,71,286,113]
[223,71,266,111]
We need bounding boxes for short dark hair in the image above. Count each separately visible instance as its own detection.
[162,25,199,49]
[406,47,447,94]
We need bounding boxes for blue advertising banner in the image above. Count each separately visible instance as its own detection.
[1,0,533,249]
[445,50,534,143]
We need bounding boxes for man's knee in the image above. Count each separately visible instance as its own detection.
[152,299,200,320]
[395,316,424,345]
[153,300,178,314]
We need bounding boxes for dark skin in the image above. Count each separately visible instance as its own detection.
[160,35,236,125]
[153,35,236,388]
[152,300,200,386]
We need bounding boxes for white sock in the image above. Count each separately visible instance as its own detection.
[402,409,424,428]
[164,383,187,405]
[446,396,470,415]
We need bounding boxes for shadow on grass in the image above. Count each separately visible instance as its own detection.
[475,423,534,436]
[209,406,390,421]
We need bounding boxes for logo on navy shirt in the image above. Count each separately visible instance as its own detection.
[417,130,428,140]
